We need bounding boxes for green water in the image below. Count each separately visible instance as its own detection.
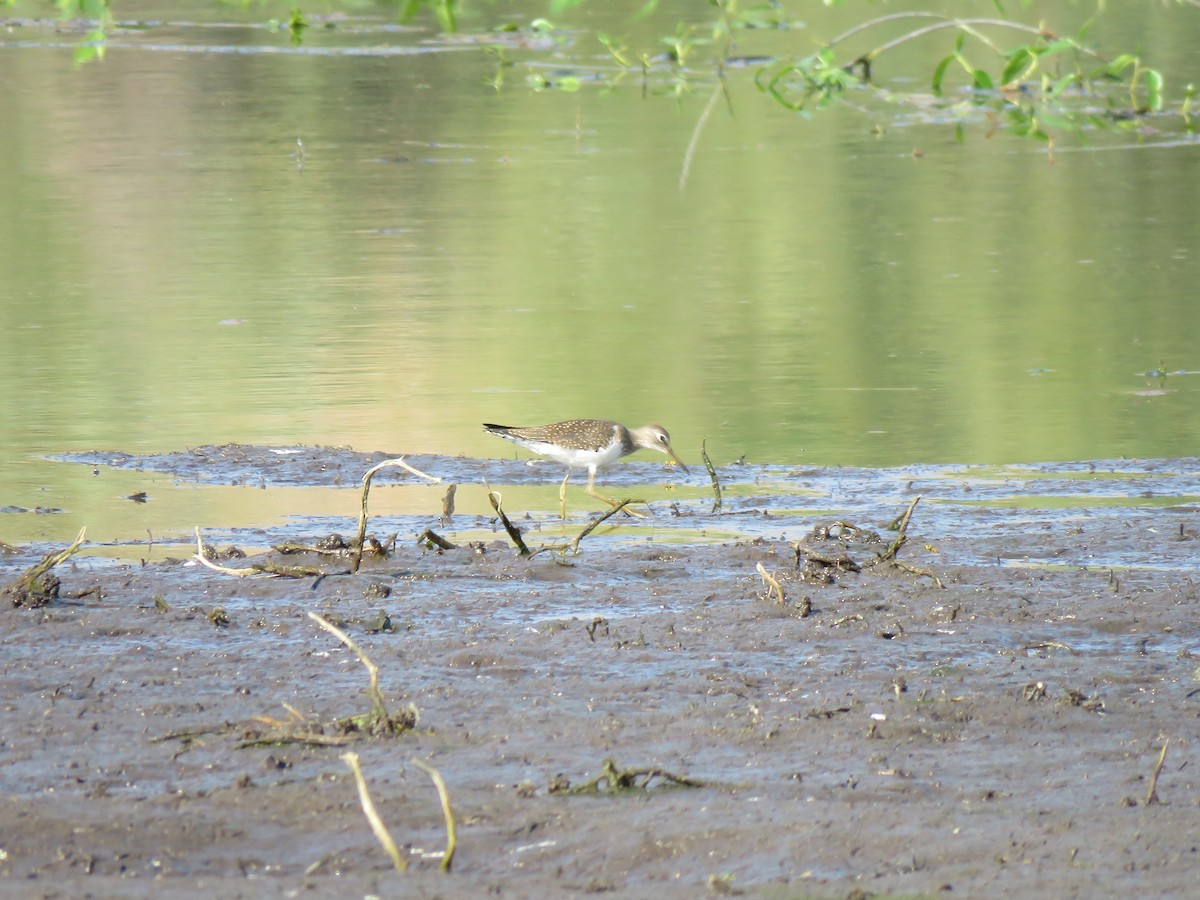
[2,1,1199,544]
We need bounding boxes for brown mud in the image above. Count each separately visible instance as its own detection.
[3,447,1199,898]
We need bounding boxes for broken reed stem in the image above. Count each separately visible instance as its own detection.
[340,752,408,873]
[891,559,945,589]
[1145,738,1169,806]
[756,562,785,604]
[679,79,724,192]
[570,500,632,554]
[418,528,457,551]
[194,529,330,578]
[308,612,390,725]
[353,457,442,574]
[487,490,531,556]
[193,527,269,577]
[411,758,457,873]
[3,526,87,600]
[38,526,87,572]
[880,495,921,562]
[701,438,722,514]
[568,757,707,793]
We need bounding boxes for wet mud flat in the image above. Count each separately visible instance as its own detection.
[3,447,1200,898]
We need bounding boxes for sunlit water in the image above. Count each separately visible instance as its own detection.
[2,1,1199,547]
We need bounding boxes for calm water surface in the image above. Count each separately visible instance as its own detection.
[2,1,1199,545]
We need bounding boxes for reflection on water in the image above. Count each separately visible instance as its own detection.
[2,2,1199,546]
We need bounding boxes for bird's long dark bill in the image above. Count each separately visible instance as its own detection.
[667,447,690,475]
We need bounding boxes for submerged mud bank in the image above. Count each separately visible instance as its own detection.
[3,447,1199,896]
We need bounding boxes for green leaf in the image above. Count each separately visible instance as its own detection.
[631,0,660,20]
[436,0,457,33]
[1039,38,1078,58]
[971,68,994,92]
[932,55,954,95]
[1103,54,1137,80]
[288,6,307,46]
[1039,112,1075,131]
[1144,69,1164,111]
[72,25,106,64]
[1001,47,1033,85]
[1049,73,1079,99]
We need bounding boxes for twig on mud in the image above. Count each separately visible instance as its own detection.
[151,726,226,744]
[889,559,944,588]
[353,457,442,574]
[308,612,417,736]
[193,528,270,577]
[559,757,708,794]
[1145,738,1169,806]
[570,500,632,554]
[702,439,723,514]
[194,528,327,578]
[238,730,357,749]
[411,758,457,872]
[341,752,409,873]
[4,527,87,608]
[874,496,944,586]
[274,534,392,560]
[304,853,336,877]
[799,546,861,572]
[880,495,921,561]
[238,703,355,748]
[756,562,785,604]
[487,490,531,556]
[154,711,359,751]
[258,561,331,577]
[418,528,457,551]
[1021,640,1078,656]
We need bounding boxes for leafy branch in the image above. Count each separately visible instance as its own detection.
[755,12,1168,143]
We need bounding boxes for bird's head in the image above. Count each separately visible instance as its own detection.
[636,424,689,475]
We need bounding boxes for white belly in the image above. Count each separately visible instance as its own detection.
[522,439,624,472]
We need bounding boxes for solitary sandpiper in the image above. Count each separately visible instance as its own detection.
[483,419,689,515]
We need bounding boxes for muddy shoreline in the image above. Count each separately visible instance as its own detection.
[2,447,1198,897]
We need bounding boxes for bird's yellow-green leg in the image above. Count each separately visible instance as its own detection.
[585,470,646,517]
[559,469,571,521]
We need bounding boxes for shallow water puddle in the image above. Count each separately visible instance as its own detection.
[9,447,1196,579]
